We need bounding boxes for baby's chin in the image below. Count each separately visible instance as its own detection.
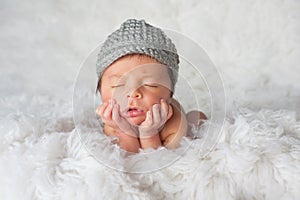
[126,116,145,126]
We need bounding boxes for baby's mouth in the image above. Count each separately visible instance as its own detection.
[124,107,144,118]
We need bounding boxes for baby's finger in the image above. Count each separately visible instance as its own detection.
[96,102,107,117]
[103,100,113,119]
[112,103,121,122]
[112,104,126,131]
[152,104,161,124]
[113,104,129,127]
[145,110,153,126]
[112,104,137,137]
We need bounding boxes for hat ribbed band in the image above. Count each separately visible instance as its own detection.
[96,43,179,87]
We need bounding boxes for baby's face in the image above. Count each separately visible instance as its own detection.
[100,55,172,125]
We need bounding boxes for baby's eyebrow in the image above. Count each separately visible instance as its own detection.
[108,74,121,79]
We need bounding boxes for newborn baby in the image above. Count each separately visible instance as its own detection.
[95,19,206,153]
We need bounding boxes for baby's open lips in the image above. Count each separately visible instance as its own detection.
[123,107,144,118]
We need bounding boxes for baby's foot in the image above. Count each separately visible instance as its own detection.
[186,110,207,138]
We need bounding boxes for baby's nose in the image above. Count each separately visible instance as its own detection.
[127,89,142,99]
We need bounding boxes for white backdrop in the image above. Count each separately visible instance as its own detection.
[1,0,299,112]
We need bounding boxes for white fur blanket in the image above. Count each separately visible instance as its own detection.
[0,93,299,200]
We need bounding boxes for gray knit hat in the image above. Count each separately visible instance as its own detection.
[96,19,179,90]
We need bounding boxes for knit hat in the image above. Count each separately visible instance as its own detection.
[96,19,179,90]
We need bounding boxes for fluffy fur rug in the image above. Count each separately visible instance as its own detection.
[0,93,299,200]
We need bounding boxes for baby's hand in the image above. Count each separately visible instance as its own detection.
[96,99,138,137]
[138,99,173,138]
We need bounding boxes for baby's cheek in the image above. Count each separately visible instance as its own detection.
[112,90,129,109]
[101,95,110,103]
[101,88,113,102]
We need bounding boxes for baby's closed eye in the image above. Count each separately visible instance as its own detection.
[111,84,125,88]
[144,83,159,88]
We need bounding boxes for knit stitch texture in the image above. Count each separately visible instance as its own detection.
[96,19,180,89]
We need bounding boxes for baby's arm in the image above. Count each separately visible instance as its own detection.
[138,99,173,150]
[162,119,188,149]
[160,99,188,149]
[96,100,140,153]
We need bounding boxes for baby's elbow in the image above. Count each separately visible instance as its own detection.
[163,127,187,149]
[163,134,184,149]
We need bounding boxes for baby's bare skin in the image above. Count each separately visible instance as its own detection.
[97,98,187,153]
[96,54,205,153]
